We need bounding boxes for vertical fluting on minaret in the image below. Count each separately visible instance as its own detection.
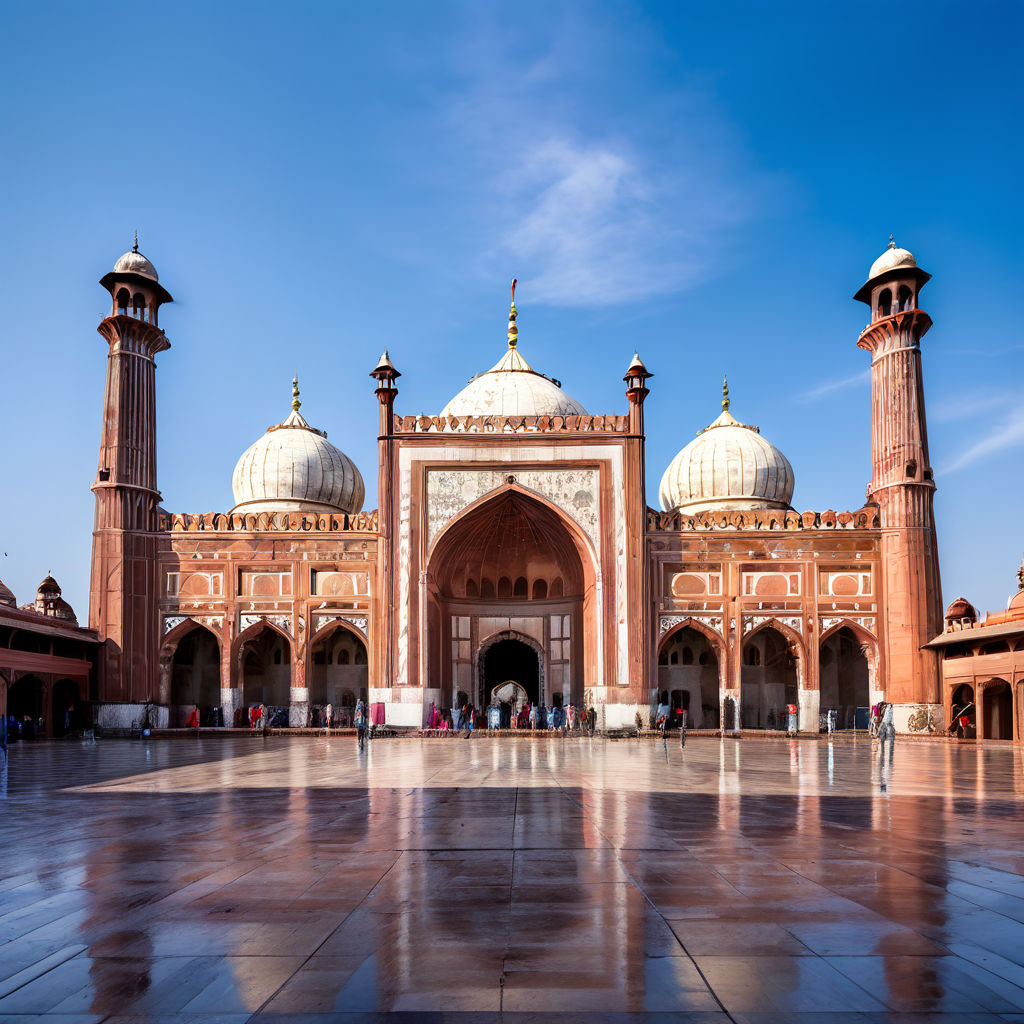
[855,239,942,706]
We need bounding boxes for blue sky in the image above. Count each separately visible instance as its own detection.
[1,1,1021,618]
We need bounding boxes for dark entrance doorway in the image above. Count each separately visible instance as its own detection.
[482,638,539,708]
[52,679,80,737]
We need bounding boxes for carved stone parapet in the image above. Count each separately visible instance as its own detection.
[162,510,379,533]
[647,506,879,533]
[393,413,628,434]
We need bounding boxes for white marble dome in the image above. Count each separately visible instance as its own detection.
[231,390,364,514]
[867,241,917,282]
[442,344,587,419]
[112,246,160,282]
[659,397,794,514]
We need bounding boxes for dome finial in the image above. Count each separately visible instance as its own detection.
[888,233,895,249]
[133,230,139,253]
[291,375,301,413]
[508,278,518,348]
[722,374,730,412]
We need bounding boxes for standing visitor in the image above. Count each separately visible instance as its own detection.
[869,702,881,737]
[878,701,895,762]
[354,699,368,750]
[185,706,199,729]
[464,702,475,738]
[529,703,537,730]
[827,707,837,736]
[679,707,688,748]
[786,702,798,736]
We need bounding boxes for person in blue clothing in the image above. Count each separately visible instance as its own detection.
[354,699,368,750]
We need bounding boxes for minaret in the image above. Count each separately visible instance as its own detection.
[855,237,942,709]
[623,350,652,701]
[90,238,173,707]
[371,349,400,690]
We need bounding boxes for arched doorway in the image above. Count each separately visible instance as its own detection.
[169,626,220,726]
[819,626,871,729]
[482,636,540,708]
[657,625,721,728]
[51,679,80,737]
[951,683,975,737]
[426,487,596,711]
[983,680,1013,740]
[309,623,368,717]
[238,623,292,720]
[741,626,798,730]
[8,675,44,738]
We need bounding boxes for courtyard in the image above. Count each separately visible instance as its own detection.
[1,736,1024,1021]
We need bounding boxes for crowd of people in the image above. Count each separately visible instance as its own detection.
[424,700,598,737]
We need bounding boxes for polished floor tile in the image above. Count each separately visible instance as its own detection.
[1,735,1024,1020]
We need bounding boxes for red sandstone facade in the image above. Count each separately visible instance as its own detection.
[85,240,953,734]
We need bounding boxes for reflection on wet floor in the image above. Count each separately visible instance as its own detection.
[1,736,1024,1021]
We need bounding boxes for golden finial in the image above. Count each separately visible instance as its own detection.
[722,374,730,412]
[132,230,139,253]
[508,278,518,348]
[291,375,301,412]
[888,233,895,249]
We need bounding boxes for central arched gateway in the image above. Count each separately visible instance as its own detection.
[426,487,597,711]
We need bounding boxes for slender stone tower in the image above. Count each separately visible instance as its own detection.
[855,238,942,721]
[90,239,173,718]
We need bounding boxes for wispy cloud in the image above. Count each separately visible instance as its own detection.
[940,407,1024,474]
[801,369,870,401]
[931,389,1016,422]
[436,13,778,308]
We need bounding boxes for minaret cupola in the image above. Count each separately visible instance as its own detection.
[854,235,931,322]
[99,234,173,325]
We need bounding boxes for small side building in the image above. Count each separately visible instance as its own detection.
[925,562,1024,740]
[0,577,100,737]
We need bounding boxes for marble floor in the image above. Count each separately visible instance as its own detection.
[2,735,1024,1022]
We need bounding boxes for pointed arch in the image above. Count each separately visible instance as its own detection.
[659,616,725,656]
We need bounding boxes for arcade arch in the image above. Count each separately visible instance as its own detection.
[309,622,368,710]
[980,679,1013,740]
[741,624,799,730]
[166,624,221,726]
[657,623,721,728]
[235,621,292,711]
[819,625,873,729]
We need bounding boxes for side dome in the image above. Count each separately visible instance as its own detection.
[231,380,364,515]
[944,597,977,623]
[0,579,15,607]
[440,289,586,420]
[659,380,795,514]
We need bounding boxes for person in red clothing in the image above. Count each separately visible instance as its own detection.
[185,706,199,729]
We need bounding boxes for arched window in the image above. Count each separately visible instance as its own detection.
[897,284,913,311]
[532,579,548,600]
[658,650,668,666]
[497,576,511,598]
[698,652,709,665]
[877,288,892,318]
[480,578,495,599]
[549,578,564,598]
[745,646,761,667]
[669,650,679,665]
[465,579,479,598]
[116,288,130,315]
[513,576,528,598]
[132,292,145,319]
[338,648,350,665]
[681,647,693,665]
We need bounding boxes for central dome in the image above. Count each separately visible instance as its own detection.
[440,292,586,419]
[231,380,364,514]
[659,381,795,514]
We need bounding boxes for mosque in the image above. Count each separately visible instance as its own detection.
[66,236,1012,737]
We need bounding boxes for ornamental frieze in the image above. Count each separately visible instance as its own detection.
[162,614,224,634]
[426,468,600,549]
[240,613,292,635]
[742,614,803,635]
[820,615,877,638]
[659,615,724,638]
